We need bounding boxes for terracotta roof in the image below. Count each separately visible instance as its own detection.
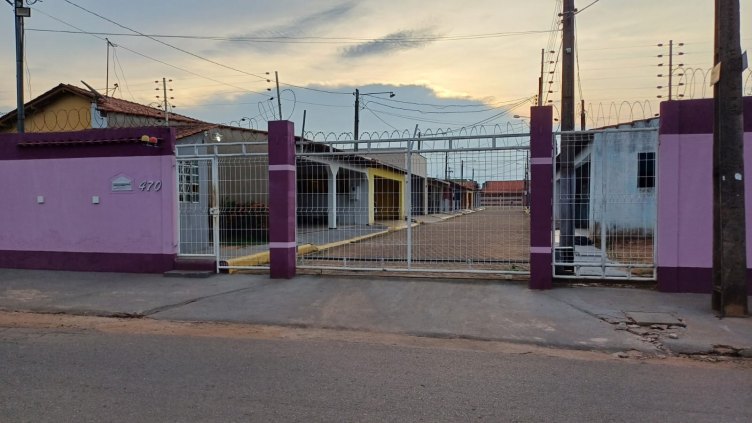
[482,180,525,193]
[174,122,220,139]
[97,95,199,124]
[0,83,268,140]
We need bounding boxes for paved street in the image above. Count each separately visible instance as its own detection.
[1,269,751,356]
[1,317,750,423]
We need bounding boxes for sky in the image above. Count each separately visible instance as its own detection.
[1,0,751,137]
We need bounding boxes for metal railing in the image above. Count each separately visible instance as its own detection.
[296,133,531,274]
[552,126,658,280]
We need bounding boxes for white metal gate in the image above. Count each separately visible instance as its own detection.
[177,157,218,260]
[176,143,270,272]
[553,126,658,280]
[296,132,531,275]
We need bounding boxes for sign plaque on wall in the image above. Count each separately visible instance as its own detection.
[111,175,133,192]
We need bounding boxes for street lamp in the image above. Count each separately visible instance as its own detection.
[354,89,395,151]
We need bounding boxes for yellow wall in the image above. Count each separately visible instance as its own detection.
[367,167,405,224]
[4,95,91,133]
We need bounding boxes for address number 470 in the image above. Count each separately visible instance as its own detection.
[139,180,163,192]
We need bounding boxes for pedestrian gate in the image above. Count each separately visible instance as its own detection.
[552,127,658,280]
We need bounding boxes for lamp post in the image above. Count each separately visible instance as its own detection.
[354,90,395,151]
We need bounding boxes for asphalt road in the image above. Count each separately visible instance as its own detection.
[1,320,751,423]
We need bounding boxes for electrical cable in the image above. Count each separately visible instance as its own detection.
[24,28,560,44]
[30,6,271,99]
[363,105,399,131]
[61,0,269,82]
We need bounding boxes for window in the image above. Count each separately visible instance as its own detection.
[638,152,655,189]
[179,161,200,203]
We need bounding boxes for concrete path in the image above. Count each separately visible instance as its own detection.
[0,269,750,356]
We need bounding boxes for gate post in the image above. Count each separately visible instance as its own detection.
[268,120,296,279]
[529,106,554,289]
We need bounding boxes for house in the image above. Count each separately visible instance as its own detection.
[480,180,526,207]
[0,83,267,143]
[555,117,659,237]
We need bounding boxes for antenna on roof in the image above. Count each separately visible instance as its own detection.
[80,80,103,98]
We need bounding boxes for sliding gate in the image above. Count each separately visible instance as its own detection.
[296,133,531,275]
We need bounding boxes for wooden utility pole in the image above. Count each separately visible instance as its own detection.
[275,71,282,120]
[712,0,748,317]
[354,89,360,151]
[538,48,544,106]
[14,0,28,133]
[162,77,169,126]
[558,0,576,262]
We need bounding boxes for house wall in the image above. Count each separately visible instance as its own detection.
[657,97,752,293]
[367,167,405,224]
[587,127,657,235]
[366,152,428,177]
[3,95,91,133]
[337,172,369,225]
[0,127,178,273]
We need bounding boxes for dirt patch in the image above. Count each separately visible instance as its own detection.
[2,311,749,369]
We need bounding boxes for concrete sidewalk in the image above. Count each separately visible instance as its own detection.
[0,269,750,357]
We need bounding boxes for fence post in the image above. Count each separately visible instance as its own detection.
[268,120,296,279]
[529,106,554,289]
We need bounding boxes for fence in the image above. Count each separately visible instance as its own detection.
[552,126,658,280]
[176,142,270,271]
[295,133,531,274]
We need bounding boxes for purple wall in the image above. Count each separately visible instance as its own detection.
[529,106,553,289]
[268,120,296,279]
[657,98,752,293]
[0,127,178,273]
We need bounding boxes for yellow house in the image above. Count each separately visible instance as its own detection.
[0,83,205,133]
[367,167,406,224]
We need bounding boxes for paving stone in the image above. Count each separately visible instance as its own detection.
[625,311,684,327]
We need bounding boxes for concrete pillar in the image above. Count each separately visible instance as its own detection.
[327,164,339,229]
[529,106,554,289]
[268,120,296,279]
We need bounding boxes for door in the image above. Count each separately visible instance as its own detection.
[178,158,219,258]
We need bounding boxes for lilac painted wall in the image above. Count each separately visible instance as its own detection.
[657,98,752,293]
[0,156,176,254]
[0,127,179,272]
[657,133,714,268]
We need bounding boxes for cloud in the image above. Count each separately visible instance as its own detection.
[340,28,440,58]
[216,2,357,53]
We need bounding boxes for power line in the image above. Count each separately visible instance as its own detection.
[24,27,560,44]
[61,0,269,82]
[363,98,533,114]
[30,7,271,99]
[363,105,399,131]
[370,95,534,109]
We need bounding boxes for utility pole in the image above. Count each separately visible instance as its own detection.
[712,0,748,317]
[538,48,544,106]
[105,38,113,96]
[558,0,576,266]
[163,77,169,126]
[580,99,586,130]
[156,78,173,126]
[14,0,30,133]
[354,89,360,151]
[275,71,282,120]
[668,40,674,101]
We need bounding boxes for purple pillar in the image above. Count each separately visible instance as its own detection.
[529,106,554,289]
[268,120,296,279]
